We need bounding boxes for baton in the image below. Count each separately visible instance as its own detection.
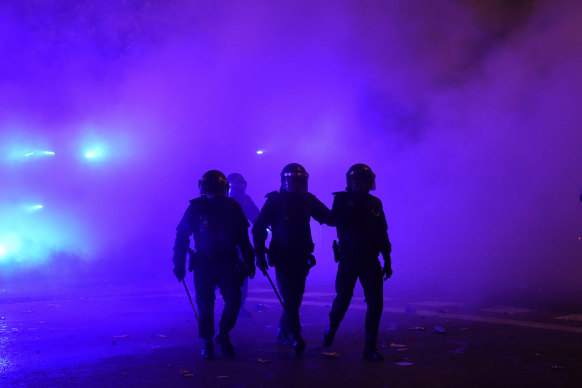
[182,279,199,323]
[263,269,287,312]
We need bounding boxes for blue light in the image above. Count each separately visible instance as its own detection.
[0,234,21,259]
[256,150,264,155]
[22,203,44,212]
[23,150,55,159]
[83,144,108,160]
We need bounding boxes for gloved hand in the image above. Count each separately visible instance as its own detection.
[382,262,393,281]
[307,254,316,269]
[256,252,268,273]
[245,260,256,279]
[173,266,186,282]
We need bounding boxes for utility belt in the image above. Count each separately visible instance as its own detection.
[267,243,316,269]
[332,240,379,263]
[188,247,238,271]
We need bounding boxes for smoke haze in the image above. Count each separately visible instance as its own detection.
[1,0,581,302]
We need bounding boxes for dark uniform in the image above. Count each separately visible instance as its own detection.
[323,164,392,361]
[173,170,255,360]
[227,173,260,317]
[252,163,331,354]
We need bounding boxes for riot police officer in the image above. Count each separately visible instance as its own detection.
[252,163,331,355]
[172,170,255,360]
[227,173,260,317]
[322,164,392,361]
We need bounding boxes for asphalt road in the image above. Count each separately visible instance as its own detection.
[1,277,582,387]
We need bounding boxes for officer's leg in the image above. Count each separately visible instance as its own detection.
[275,265,292,337]
[239,276,251,317]
[323,259,359,346]
[217,264,242,333]
[288,264,308,336]
[359,258,384,361]
[215,264,242,357]
[194,266,217,359]
[276,262,308,353]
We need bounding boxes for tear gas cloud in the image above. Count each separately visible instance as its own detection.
[1,0,581,301]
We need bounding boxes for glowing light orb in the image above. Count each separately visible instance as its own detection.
[0,234,21,259]
[23,150,55,159]
[34,204,43,210]
[256,150,264,155]
[83,145,107,161]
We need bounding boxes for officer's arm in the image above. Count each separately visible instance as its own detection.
[173,205,194,272]
[234,204,254,265]
[310,195,333,225]
[247,198,260,225]
[378,205,392,262]
[252,199,272,257]
[327,195,341,227]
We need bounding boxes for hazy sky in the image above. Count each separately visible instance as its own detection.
[1,0,581,300]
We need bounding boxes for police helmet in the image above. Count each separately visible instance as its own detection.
[346,164,376,192]
[281,163,309,194]
[227,173,247,196]
[199,170,229,197]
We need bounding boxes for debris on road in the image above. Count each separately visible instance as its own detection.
[395,362,414,366]
[255,358,271,363]
[321,351,340,357]
[434,326,446,334]
[408,326,425,331]
[181,370,194,378]
[255,303,274,311]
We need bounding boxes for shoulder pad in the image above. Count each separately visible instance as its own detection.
[189,196,208,210]
[224,196,238,205]
[368,194,383,206]
[189,197,203,205]
[265,191,280,200]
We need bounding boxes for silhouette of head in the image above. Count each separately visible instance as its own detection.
[346,164,376,192]
[281,163,309,194]
[199,170,229,197]
[227,173,247,198]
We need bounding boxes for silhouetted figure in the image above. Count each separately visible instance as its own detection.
[227,172,260,317]
[322,164,392,361]
[172,170,255,360]
[252,163,331,355]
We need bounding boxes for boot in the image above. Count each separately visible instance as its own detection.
[214,331,235,357]
[291,333,306,355]
[322,323,338,347]
[276,328,292,346]
[201,339,214,360]
[363,332,384,361]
